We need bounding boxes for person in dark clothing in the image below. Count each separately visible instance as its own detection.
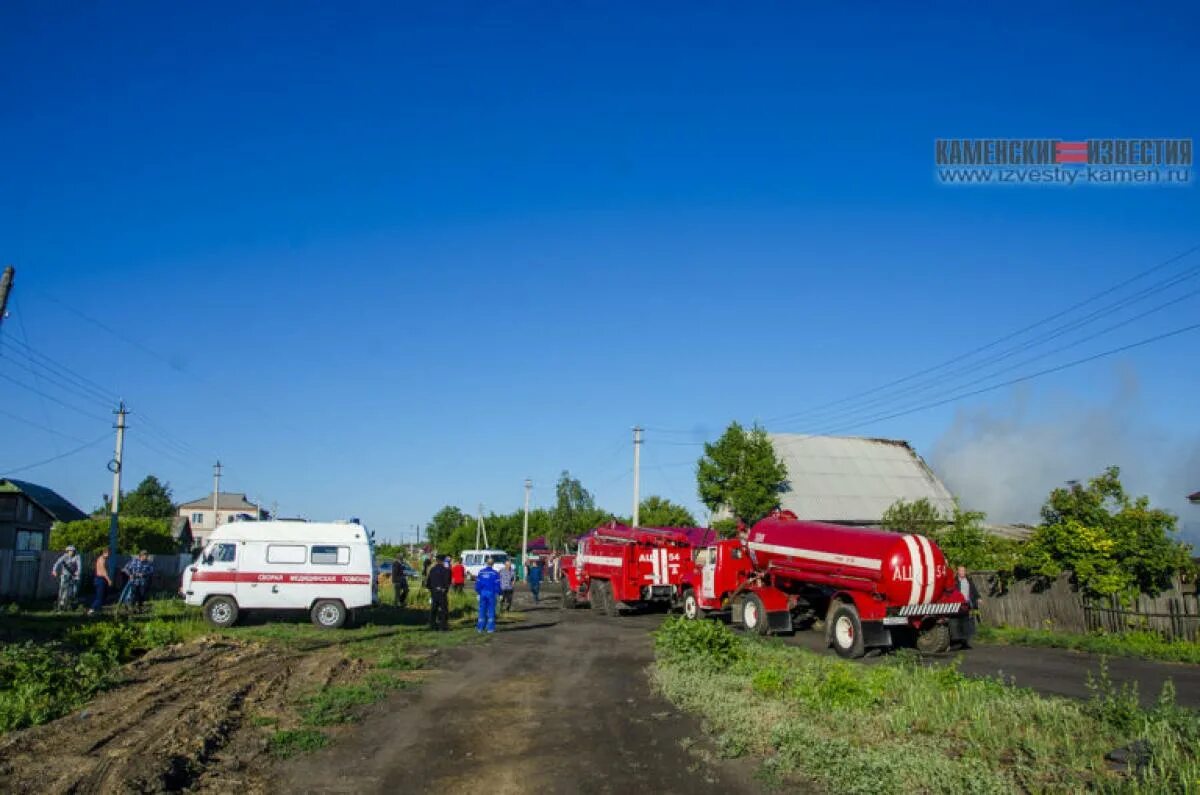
[392,554,409,607]
[957,565,981,646]
[527,560,543,603]
[422,555,431,577]
[425,555,452,630]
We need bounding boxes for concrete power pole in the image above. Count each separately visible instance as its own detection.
[107,402,128,577]
[632,426,643,528]
[212,461,223,528]
[0,265,14,329]
[521,478,532,580]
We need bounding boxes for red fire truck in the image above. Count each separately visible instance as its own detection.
[560,524,692,615]
[679,511,970,657]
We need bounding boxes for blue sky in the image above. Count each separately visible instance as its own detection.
[2,2,1198,542]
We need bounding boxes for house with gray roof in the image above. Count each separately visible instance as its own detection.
[177,492,263,546]
[0,478,88,554]
[767,434,957,526]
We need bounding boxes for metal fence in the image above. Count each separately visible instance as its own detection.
[0,549,191,602]
[974,570,1199,641]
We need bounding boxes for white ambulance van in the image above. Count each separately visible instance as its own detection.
[181,520,377,629]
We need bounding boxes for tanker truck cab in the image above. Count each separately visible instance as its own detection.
[181,520,376,630]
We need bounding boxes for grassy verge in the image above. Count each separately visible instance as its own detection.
[0,588,503,740]
[652,618,1200,794]
[977,625,1200,665]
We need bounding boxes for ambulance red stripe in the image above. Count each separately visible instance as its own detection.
[190,571,371,584]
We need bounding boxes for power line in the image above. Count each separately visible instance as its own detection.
[777,319,1200,445]
[0,407,89,444]
[0,433,111,477]
[0,371,111,423]
[765,242,1200,426]
[0,332,118,405]
[776,281,1200,435]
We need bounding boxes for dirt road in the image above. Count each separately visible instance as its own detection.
[278,595,756,795]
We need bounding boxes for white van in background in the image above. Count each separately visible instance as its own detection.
[461,549,509,579]
[181,520,377,629]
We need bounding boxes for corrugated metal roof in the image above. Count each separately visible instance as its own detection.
[768,434,956,524]
[0,478,88,522]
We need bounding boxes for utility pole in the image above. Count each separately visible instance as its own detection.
[632,426,643,528]
[475,504,490,549]
[212,461,222,528]
[107,402,128,578]
[521,478,532,580]
[0,265,14,329]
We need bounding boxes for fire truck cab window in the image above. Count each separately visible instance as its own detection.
[732,548,744,560]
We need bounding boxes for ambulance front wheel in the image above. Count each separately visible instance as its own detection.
[204,596,240,628]
[311,599,347,629]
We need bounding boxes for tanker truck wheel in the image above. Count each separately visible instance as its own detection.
[916,622,951,654]
[682,590,701,620]
[739,594,770,636]
[829,603,866,659]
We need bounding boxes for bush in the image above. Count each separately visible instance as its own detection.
[0,642,112,732]
[50,517,178,554]
[654,617,746,668]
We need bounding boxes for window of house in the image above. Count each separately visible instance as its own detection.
[15,529,43,552]
[266,544,306,564]
[192,512,204,525]
[0,495,16,518]
[211,543,237,563]
[311,545,350,565]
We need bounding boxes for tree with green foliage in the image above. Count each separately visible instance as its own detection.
[424,505,468,548]
[120,475,175,519]
[881,497,1019,572]
[880,497,945,538]
[1018,466,1192,599]
[696,422,788,525]
[50,517,178,554]
[548,471,609,549]
[638,496,697,528]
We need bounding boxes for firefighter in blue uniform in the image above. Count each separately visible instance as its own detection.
[474,556,502,633]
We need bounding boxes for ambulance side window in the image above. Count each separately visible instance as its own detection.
[312,545,350,565]
[212,543,237,563]
[267,545,306,564]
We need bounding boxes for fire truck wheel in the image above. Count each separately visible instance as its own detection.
[682,590,701,620]
[204,596,239,628]
[740,594,770,635]
[592,581,617,617]
[561,581,577,609]
[916,622,951,654]
[311,599,347,629]
[829,603,866,659]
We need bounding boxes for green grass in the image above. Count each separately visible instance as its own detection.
[652,617,1200,794]
[268,728,329,758]
[977,625,1200,665]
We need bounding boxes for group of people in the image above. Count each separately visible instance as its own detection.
[395,552,549,632]
[50,546,156,615]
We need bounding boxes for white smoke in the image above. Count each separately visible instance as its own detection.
[929,367,1200,545]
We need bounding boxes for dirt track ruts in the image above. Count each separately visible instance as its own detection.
[277,591,756,795]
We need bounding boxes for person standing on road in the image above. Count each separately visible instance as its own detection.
[88,549,112,616]
[122,550,155,611]
[425,555,452,631]
[51,545,82,611]
[527,559,543,603]
[957,565,980,647]
[474,557,502,633]
[392,553,409,607]
[450,558,466,594]
[498,560,516,612]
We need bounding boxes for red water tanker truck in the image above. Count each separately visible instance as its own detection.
[560,524,692,615]
[679,511,970,657]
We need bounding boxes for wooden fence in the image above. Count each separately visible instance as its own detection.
[0,550,191,602]
[974,571,1199,641]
